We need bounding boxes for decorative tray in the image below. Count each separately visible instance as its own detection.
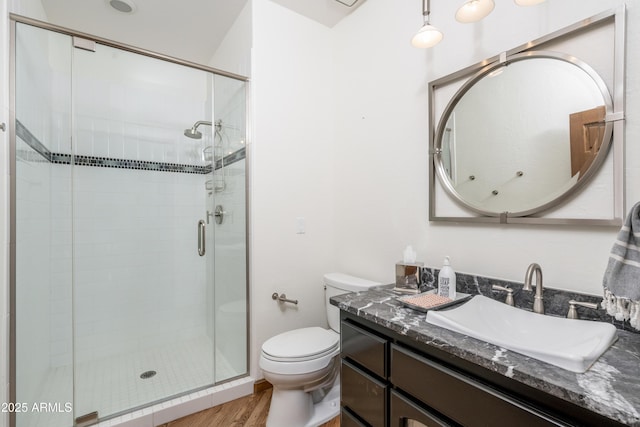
[397,290,473,312]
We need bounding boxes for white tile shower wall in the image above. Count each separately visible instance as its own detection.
[15,24,71,153]
[72,45,212,165]
[214,76,246,155]
[15,146,52,406]
[73,114,209,167]
[49,164,73,369]
[68,165,208,364]
[15,143,72,427]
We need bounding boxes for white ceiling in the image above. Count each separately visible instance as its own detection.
[38,0,365,66]
[40,0,249,65]
[270,0,365,28]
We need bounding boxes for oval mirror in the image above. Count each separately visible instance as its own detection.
[434,51,613,217]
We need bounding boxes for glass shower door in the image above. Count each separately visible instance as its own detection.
[71,41,216,421]
[211,75,248,383]
[14,20,249,427]
[14,22,74,427]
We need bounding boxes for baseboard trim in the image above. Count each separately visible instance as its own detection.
[254,379,273,393]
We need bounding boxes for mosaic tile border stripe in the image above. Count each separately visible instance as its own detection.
[215,147,246,170]
[16,119,53,162]
[16,120,245,174]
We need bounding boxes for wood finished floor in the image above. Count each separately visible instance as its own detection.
[160,388,340,427]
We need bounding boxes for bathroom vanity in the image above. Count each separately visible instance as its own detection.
[332,287,640,427]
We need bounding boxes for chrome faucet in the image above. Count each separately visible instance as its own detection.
[523,263,544,314]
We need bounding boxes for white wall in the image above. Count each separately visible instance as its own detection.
[9,0,46,19]
[210,0,252,78]
[330,0,640,295]
[250,0,337,379]
[248,0,640,383]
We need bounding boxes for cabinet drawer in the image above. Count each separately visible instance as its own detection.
[342,359,388,427]
[391,390,455,427]
[390,345,567,427]
[342,408,367,427]
[341,320,387,378]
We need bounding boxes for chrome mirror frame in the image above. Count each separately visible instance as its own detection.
[433,51,613,218]
[428,6,626,226]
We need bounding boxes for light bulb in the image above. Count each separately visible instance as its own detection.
[455,0,495,23]
[515,0,545,5]
[411,23,444,48]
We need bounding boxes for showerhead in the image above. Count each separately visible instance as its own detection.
[184,120,213,140]
[184,127,203,139]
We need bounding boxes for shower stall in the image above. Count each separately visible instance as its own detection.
[10,17,248,427]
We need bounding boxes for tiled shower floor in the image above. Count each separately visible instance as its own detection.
[20,337,238,427]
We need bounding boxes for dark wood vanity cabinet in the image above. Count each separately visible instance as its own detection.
[340,311,624,427]
[340,320,388,426]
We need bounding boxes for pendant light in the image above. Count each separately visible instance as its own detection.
[514,0,546,5]
[334,0,359,6]
[455,0,495,23]
[411,0,443,48]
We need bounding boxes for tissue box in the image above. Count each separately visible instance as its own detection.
[394,262,423,294]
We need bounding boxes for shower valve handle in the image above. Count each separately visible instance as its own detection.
[213,205,225,224]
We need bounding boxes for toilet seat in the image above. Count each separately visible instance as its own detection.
[260,327,339,375]
[262,327,339,361]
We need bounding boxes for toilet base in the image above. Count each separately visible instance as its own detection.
[266,381,340,427]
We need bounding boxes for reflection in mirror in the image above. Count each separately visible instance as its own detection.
[570,105,606,179]
[436,53,612,216]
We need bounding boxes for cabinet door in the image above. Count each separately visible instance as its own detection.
[391,390,456,427]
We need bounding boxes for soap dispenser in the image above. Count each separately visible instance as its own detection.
[438,256,457,299]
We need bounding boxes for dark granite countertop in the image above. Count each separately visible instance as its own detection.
[331,286,640,426]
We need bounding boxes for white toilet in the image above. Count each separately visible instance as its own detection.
[259,273,381,427]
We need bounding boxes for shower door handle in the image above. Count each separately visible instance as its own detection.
[198,220,206,256]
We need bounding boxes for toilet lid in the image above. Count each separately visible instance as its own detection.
[262,327,339,362]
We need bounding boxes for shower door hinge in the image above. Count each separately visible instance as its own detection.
[73,36,96,52]
[75,411,99,427]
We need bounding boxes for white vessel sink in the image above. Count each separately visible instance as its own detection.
[426,295,617,373]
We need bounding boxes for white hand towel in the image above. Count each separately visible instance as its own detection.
[602,201,640,330]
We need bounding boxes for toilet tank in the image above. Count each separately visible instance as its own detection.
[324,273,381,333]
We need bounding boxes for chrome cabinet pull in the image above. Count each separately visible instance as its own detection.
[198,220,205,256]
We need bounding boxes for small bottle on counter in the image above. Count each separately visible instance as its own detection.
[438,256,457,300]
